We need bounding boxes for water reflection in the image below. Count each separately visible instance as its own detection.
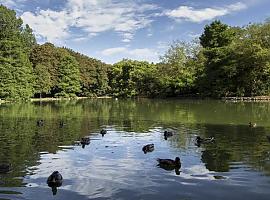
[0,99,270,199]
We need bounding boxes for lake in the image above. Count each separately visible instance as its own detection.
[0,99,270,200]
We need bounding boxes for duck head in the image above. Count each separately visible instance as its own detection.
[175,157,181,166]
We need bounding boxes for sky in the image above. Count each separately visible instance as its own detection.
[0,0,269,64]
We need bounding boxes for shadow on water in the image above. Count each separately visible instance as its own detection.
[0,99,270,199]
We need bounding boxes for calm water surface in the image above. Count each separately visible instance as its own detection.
[0,99,270,200]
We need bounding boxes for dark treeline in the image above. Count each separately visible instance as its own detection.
[1,5,270,100]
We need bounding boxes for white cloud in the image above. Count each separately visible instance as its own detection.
[22,10,70,43]
[20,0,159,43]
[165,2,247,23]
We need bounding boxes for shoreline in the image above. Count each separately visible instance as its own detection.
[30,96,112,102]
[2,96,270,104]
[222,96,270,102]
[0,96,112,104]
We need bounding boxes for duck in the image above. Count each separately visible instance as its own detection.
[100,129,107,137]
[0,163,11,173]
[47,171,63,195]
[157,157,181,168]
[142,144,154,154]
[164,131,173,140]
[249,122,256,128]
[196,136,215,144]
[47,171,63,187]
[80,137,90,148]
[37,119,44,127]
[267,135,270,142]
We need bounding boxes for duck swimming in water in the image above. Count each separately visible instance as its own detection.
[164,131,173,140]
[80,137,90,148]
[47,171,63,187]
[100,129,107,137]
[142,144,154,154]
[47,171,63,195]
[249,122,256,128]
[0,163,11,173]
[157,157,181,175]
[157,157,181,167]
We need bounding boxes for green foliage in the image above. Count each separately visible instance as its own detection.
[199,20,270,97]
[64,48,109,97]
[157,40,202,96]
[200,20,235,48]
[0,5,34,100]
[33,63,51,97]
[109,59,157,97]
[56,53,81,97]
[30,43,61,91]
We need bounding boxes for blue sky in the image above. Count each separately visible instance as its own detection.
[1,0,269,64]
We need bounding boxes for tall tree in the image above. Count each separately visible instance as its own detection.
[64,48,109,97]
[33,63,51,98]
[56,52,81,97]
[0,5,34,100]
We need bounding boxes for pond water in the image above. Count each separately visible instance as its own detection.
[0,99,270,200]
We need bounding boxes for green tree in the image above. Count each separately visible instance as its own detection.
[30,43,61,92]
[0,5,34,100]
[199,20,237,97]
[200,20,235,48]
[56,53,81,97]
[158,40,201,96]
[64,48,109,97]
[109,59,157,97]
[33,63,51,98]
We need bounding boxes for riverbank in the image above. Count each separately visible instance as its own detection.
[30,96,113,102]
[222,96,270,102]
[0,96,112,104]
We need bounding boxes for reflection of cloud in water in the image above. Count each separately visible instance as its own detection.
[25,145,160,198]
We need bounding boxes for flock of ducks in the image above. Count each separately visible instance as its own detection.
[1,120,270,195]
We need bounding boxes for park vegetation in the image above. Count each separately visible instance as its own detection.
[0,5,270,100]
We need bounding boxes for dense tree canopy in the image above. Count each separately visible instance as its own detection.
[0,5,34,100]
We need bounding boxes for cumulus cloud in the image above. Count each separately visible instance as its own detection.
[20,0,159,43]
[165,2,247,23]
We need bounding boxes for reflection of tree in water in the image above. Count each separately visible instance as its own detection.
[199,123,270,174]
[201,148,231,172]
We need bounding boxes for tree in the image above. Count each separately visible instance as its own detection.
[0,5,34,100]
[64,48,109,97]
[33,63,51,98]
[158,40,201,96]
[198,21,238,97]
[109,59,157,97]
[200,20,235,48]
[21,24,37,54]
[56,53,81,97]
